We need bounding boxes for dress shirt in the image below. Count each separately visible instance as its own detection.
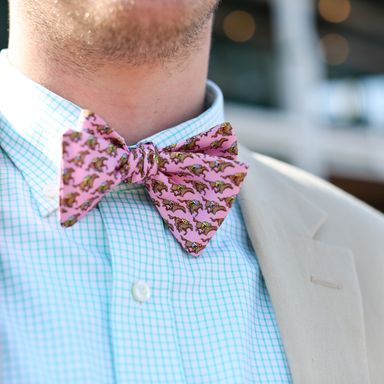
[0,48,292,384]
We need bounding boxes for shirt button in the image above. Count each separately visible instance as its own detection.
[43,183,59,199]
[131,280,151,303]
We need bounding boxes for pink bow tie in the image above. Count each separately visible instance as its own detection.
[60,110,249,256]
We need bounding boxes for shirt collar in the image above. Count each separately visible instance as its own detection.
[0,48,225,218]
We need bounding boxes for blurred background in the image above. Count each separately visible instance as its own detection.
[0,0,383,212]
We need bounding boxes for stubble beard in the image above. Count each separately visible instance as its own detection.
[24,0,220,71]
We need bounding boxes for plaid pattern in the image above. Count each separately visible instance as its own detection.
[0,48,292,383]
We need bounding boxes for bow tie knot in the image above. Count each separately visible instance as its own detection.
[119,142,159,184]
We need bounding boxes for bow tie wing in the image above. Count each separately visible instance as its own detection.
[143,146,249,256]
[162,122,239,160]
[59,121,129,227]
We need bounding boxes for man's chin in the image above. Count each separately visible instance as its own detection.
[21,0,218,68]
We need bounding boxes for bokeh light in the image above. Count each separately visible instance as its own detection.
[320,33,350,65]
[223,10,256,43]
[318,0,351,23]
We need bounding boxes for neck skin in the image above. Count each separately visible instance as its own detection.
[7,18,213,145]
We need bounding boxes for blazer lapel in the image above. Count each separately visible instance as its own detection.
[237,145,371,384]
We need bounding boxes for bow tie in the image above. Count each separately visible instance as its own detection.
[59,110,248,256]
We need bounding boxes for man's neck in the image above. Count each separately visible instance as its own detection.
[7,22,212,145]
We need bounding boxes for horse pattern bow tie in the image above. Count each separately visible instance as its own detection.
[60,111,249,256]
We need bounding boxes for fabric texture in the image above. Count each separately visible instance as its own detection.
[60,111,249,256]
[0,48,292,383]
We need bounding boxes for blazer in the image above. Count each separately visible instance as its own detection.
[237,144,384,384]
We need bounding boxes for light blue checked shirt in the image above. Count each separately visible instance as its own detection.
[0,48,292,384]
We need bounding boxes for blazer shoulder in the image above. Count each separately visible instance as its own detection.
[240,145,384,229]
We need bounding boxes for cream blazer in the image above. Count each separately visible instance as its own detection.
[237,144,384,384]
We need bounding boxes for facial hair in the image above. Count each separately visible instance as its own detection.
[22,0,220,71]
